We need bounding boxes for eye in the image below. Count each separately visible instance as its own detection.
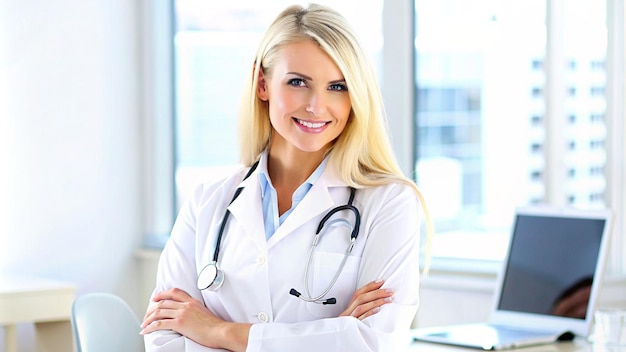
[329,83,348,92]
[287,78,306,87]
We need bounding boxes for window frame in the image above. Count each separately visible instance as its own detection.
[605,0,625,275]
[141,0,176,248]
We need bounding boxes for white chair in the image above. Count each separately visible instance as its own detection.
[71,292,145,352]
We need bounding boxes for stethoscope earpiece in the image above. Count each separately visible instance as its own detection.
[289,288,337,305]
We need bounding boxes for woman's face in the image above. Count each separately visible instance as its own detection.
[257,40,352,156]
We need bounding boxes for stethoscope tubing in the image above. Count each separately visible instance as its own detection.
[198,160,361,306]
[299,191,359,304]
[213,163,259,262]
[303,235,356,302]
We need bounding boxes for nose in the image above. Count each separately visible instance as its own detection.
[305,91,327,116]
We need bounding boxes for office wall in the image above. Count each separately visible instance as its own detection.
[0,0,143,349]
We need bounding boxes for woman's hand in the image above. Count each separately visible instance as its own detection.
[339,280,394,320]
[141,288,250,352]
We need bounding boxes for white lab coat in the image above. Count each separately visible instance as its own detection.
[145,163,423,351]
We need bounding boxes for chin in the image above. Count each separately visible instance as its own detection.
[295,141,334,154]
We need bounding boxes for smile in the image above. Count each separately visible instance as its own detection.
[295,118,329,129]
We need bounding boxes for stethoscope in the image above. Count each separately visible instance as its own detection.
[197,161,361,305]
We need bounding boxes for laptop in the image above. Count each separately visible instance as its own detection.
[413,206,613,350]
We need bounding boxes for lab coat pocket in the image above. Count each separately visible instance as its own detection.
[305,251,360,318]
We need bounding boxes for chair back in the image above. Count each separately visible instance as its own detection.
[71,292,144,352]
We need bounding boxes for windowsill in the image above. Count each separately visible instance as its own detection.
[426,256,501,275]
[142,233,170,250]
[422,258,626,294]
[421,257,499,292]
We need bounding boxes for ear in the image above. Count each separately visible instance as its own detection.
[256,66,269,101]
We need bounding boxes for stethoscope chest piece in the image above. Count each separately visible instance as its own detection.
[197,261,224,291]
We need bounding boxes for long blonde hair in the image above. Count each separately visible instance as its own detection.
[237,3,433,271]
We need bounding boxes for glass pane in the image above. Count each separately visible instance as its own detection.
[173,0,382,209]
[415,0,547,262]
[414,0,608,263]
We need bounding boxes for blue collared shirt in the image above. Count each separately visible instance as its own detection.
[257,151,328,240]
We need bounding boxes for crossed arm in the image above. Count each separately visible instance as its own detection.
[141,279,394,351]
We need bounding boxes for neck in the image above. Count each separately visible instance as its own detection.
[267,149,326,191]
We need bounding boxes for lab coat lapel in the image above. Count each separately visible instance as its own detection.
[227,172,266,251]
[268,166,347,247]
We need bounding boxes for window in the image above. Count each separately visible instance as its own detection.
[590,113,604,122]
[568,114,577,123]
[414,0,625,274]
[530,115,542,125]
[147,0,625,275]
[568,141,576,150]
[591,86,606,96]
[591,60,605,70]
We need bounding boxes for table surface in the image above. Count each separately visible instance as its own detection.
[0,275,76,293]
[0,275,76,352]
[0,274,75,324]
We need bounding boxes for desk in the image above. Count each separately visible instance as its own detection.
[409,339,608,351]
[0,275,75,352]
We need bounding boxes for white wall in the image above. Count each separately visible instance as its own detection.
[0,0,143,348]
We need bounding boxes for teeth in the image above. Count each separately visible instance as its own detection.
[297,119,326,128]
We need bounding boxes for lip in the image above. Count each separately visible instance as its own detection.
[293,117,330,133]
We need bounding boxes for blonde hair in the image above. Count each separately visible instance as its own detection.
[237,3,433,271]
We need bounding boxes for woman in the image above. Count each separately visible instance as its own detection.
[142,3,432,351]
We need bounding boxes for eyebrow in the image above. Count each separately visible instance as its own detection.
[286,71,346,85]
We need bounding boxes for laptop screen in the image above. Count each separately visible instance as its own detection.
[496,212,607,320]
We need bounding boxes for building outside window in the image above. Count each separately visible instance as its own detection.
[414,0,614,267]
